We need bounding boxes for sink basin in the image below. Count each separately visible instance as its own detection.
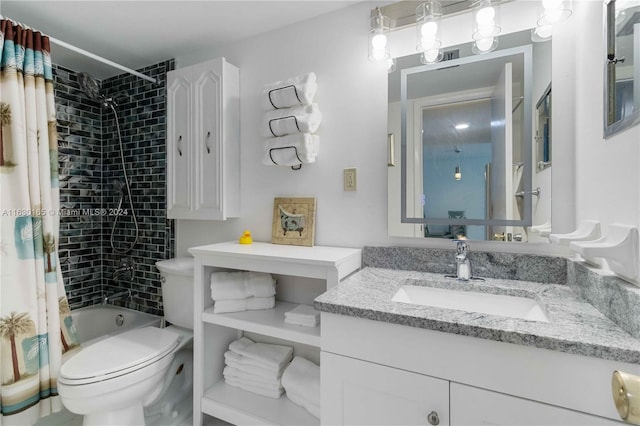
[391,285,549,322]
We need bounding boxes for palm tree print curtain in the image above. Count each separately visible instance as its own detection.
[0,20,79,425]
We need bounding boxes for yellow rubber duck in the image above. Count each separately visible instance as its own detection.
[239,230,252,245]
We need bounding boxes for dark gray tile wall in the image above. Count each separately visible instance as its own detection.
[53,59,175,316]
[54,65,104,309]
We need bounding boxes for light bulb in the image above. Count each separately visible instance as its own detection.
[372,48,386,61]
[475,6,495,24]
[475,37,494,52]
[454,166,462,181]
[421,37,438,51]
[542,0,562,10]
[535,25,553,39]
[476,23,496,38]
[423,49,440,63]
[371,33,387,49]
[544,8,563,23]
[421,21,438,36]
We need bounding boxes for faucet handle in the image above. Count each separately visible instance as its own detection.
[453,239,469,254]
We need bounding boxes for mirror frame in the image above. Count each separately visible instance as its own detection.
[400,45,533,228]
[604,0,640,138]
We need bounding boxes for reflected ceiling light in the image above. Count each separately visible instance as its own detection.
[455,123,470,130]
[454,165,462,181]
[369,7,391,64]
[416,1,443,64]
[531,25,553,42]
[471,0,501,54]
[532,0,571,42]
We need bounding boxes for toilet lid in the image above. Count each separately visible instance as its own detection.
[60,327,181,383]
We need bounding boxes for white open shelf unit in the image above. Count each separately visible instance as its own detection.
[189,241,362,426]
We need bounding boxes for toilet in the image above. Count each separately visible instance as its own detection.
[58,257,195,426]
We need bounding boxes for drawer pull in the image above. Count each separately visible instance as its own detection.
[205,131,211,154]
[427,411,439,425]
[177,135,183,156]
[612,370,640,423]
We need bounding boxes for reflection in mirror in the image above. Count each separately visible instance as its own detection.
[535,83,552,172]
[388,31,552,242]
[604,0,640,137]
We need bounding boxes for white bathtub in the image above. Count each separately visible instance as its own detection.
[71,304,161,345]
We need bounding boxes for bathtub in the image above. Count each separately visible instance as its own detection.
[71,304,161,345]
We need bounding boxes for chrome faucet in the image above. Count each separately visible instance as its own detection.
[103,289,131,305]
[454,240,472,281]
[113,257,135,282]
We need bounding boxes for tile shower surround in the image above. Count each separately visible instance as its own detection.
[54,60,175,316]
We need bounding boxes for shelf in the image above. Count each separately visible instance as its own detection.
[202,301,321,347]
[202,380,319,426]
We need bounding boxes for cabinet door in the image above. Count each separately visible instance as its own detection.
[166,69,192,219]
[322,352,449,426]
[450,383,622,426]
[192,59,224,220]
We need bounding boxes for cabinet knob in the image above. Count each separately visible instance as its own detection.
[177,135,183,156]
[427,411,439,425]
[612,370,640,424]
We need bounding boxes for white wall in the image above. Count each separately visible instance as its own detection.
[571,1,640,234]
[175,0,637,259]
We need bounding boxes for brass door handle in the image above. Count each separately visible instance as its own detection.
[612,370,640,424]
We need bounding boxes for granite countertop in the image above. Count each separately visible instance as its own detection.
[315,267,640,364]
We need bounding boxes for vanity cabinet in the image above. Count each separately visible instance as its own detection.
[322,313,634,425]
[322,352,449,426]
[189,241,361,426]
[450,383,622,426]
[166,57,239,220]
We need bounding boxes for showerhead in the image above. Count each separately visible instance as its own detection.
[77,72,101,101]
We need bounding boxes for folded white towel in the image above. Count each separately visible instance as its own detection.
[284,317,319,328]
[213,296,275,314]
[262,72,317,110]
[281,357,320,410]
[225,377,283,399]
[284,304,320,321]
[210,271,275,301]
[286,390,320,419]
[224,351,282,380]
[262,134,319,167]
[261,104,322,137]
[229,337,293,372]
[223,366,282,390]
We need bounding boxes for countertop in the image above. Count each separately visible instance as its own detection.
[315,267,640,364]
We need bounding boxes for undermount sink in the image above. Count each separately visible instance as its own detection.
[391,284,549,322]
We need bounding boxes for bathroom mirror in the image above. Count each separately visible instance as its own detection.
[604,0,640,137]
[388,30,552,241]
[535,83,552,172]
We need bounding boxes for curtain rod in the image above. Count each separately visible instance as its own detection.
[1,15,157,84]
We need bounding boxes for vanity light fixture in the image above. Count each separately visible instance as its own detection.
[471,0,501,54]
[531,0,572,42]
[369,7,392,65]
[416,1,444,64]
[454,165,462,181]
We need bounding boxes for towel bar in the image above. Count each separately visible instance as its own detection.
[269,146,303,171]
[268,115,301,137]
[268,84,301,109]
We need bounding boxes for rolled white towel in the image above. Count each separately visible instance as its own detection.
[224,351,282,380]
[223,366,282,390]
[262,134,319,167]
[286,390,320,419]
[229,337,293,372]
[213,296,275,314]
[284,304,319,321]
[262,72,317,110]
[225,377,283,399]
[210,271,275,301]
[261,104,322,137]
[281,357,320,409]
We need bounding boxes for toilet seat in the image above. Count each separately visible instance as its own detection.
[60,327,181,386]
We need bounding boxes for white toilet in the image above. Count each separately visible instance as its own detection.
[58,257,195,426]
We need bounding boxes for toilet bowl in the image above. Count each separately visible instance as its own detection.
[59,257,196,426]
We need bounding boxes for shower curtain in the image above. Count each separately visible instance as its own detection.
[0,20,79,425]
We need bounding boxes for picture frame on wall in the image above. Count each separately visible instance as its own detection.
[271,197,317,247]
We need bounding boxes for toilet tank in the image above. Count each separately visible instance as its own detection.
[155,257,194,329]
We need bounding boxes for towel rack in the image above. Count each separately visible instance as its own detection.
[269,146,303,171]
[268,116,301,137]
[268,85,302,109]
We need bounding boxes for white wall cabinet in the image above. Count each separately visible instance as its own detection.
[189,241,361,426]
[322,352,449,426]
[167,57,239,220]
